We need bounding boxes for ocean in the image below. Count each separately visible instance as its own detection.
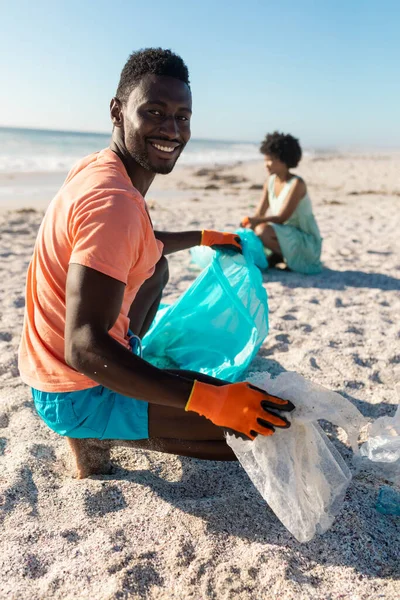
[0,126,261,173]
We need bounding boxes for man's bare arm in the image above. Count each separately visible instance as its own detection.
[154,230,242,255]
[64,263,293,437]
[154,231,202,255]
[64,263,194,407]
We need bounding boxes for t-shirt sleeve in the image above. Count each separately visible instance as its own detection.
[69,193,146,284]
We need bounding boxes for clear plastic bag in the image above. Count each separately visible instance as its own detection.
[359,403,400,484]
[226,371,367,543]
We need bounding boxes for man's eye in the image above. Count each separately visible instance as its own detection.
[177,116,189,122]
[149,110,162,116]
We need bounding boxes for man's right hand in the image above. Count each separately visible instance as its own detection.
[185,380,295,439]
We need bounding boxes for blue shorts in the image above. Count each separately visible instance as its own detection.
[31,333,149,440]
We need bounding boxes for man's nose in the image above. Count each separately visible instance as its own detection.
[159,115,179,139]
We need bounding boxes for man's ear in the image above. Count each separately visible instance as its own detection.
[110,97,123,127]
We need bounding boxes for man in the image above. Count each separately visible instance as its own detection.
[18,48,294,478]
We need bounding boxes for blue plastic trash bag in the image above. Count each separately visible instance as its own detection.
[235,228,268,270]
[190,228,268,271]
[143,239,269,382]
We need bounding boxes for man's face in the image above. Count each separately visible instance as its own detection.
[121,74,192,174]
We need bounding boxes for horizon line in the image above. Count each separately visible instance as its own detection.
[0,124,259,147]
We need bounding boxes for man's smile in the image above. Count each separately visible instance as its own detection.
[147,139,182,158]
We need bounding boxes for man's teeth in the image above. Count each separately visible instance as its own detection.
[152,143,175,153]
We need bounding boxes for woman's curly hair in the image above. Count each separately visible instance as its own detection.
[260,131,302,168]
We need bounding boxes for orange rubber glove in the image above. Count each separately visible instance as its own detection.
[240,216,250,227]
[201,230,242,253]
[186,380,294,439]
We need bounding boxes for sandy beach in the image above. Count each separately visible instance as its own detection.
[0,153,399,599]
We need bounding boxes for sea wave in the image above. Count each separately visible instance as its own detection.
[0,127,261,173]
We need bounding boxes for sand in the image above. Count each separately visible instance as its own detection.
[0,153,399,599]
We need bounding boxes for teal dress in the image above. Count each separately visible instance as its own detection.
[268,175,322,274]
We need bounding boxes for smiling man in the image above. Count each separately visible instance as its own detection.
[18,48,294,478]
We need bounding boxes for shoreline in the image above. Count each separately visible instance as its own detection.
[1,150,400,213]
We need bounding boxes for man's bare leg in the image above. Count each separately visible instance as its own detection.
[67,371,236,478]
[67,438,112,479]
[66,257,237,477]
[66,255,170,477]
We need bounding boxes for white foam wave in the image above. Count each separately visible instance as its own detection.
[0,128,261,173]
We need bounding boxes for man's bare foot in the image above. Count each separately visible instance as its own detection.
[66,438,112,479]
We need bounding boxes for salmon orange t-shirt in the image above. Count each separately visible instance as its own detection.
[18,148,163,392]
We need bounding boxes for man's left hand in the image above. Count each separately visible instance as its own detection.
[201,230,242,253]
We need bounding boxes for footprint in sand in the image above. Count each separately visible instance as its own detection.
[0,438,7,455]
[0,465,38,521]
[345,380,365,390]
[21,554,49,580]
[108,553,135,576]
[263,342,289,355]
[388,353,399,364]
[13,296,25,308]
[335,297,345,308]
[346,326,364,335]
[30,444,56,461]
[138,551,158,560]
[118,563,164,598]
[0,332,12,342]
[281,314,297,321]
[0,413,9,429]
[275,333,290,344]
[352,354,377,368]
[84,485,127,517]
[369,370,384,384]
[309,357,321,370]
[176,539,196,567]
[60,529,80,543]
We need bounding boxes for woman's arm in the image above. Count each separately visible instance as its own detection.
[254,180,270,217]
[246,178,307,228]
[240,180,270,227]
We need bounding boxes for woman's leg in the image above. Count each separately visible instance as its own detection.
[253,224,284,267]
[254,223,283,256]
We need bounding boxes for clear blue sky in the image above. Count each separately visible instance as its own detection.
[1,0,399,148]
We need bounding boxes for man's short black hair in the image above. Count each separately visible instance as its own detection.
[260,131,302,168]
[116,48,190,104]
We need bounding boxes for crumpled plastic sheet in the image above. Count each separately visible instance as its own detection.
[359,402,400,484]
[226,371,368,543]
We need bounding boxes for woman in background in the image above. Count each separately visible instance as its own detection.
[241,132,322,274]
